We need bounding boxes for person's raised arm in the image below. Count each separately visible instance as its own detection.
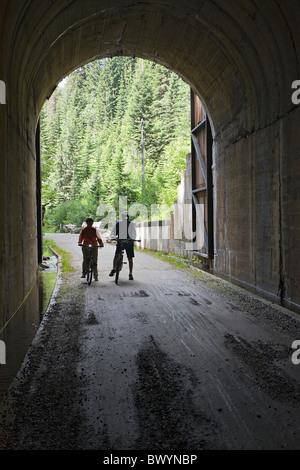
[97,235,104,247]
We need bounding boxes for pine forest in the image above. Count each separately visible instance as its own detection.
[40,57,191,231]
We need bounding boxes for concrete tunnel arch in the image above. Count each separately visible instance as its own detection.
[0,0,300,330]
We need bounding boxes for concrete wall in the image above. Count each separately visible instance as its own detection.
[0,0,300,329]
[214,109,300,311]
[136,220,171,254]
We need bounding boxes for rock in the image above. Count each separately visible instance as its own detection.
[63,224,80,233]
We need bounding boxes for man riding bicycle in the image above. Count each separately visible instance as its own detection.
[109,211,136,280]
[78,216,104,281]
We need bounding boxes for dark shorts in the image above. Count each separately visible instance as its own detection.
[116,241,134,258]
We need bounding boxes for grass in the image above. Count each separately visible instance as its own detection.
[137,247,192,269]
[39,271,57,315]
[43,237,75,273]
[38,238,75,316]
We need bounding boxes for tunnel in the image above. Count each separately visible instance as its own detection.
[0,0,300,333]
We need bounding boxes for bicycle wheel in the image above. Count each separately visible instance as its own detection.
[87,259,93,285]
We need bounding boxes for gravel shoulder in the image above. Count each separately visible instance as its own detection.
[1,234,300,450]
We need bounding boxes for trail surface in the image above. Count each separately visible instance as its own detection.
[1,233,300,450]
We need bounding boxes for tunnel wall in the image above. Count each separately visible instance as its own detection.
[0,0,300,328]
[214,107,300,310]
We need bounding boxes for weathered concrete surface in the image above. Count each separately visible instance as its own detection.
[1,234,300,450]
[0,1,300,332]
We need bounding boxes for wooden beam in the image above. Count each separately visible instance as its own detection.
[191,133,207,187]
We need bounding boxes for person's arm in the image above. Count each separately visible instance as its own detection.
[97,234,104,247]
[79,227,86,245]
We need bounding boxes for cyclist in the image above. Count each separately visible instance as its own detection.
[78,216,104,281]
[109,211,136,280]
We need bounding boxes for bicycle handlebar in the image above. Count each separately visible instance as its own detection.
[78,243,103,247]
[110,238,141,243]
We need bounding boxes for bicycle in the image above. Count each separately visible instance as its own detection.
[113,239,141,285]
[79,244,102,285]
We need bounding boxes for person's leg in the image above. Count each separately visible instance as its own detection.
[126,244,134,279]
[92,247,98,279]
[82,246,88,276]
[128,258,133,280]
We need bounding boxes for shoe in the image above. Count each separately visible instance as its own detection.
[129,274,133,280]
[94,277,98,281]
[109,269,116,277]
[81,273,86,278]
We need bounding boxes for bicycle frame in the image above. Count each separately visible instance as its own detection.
[79,244,101,285]
[114,240,127,285]
[113,239,140,285]
[86,245,94,285]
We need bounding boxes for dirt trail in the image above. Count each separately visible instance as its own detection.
[0,233,300,450]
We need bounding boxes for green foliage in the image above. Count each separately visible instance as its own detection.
[154,139,191,206]
[43,238,75,272]
[40,57,191,231]
[43,198,98,231]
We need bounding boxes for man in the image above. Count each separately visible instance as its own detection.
[78,216,104,281]
[109,211,136,280]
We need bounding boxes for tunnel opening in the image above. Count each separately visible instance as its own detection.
[37,56,217,277]
[38,57,208,250]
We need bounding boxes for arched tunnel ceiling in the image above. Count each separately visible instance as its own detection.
[1,0,299,137]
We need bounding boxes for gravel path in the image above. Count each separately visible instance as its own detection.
[0,234,300,450]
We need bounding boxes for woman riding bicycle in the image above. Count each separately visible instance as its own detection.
[78,216,104,281]
[109,211,136,280]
